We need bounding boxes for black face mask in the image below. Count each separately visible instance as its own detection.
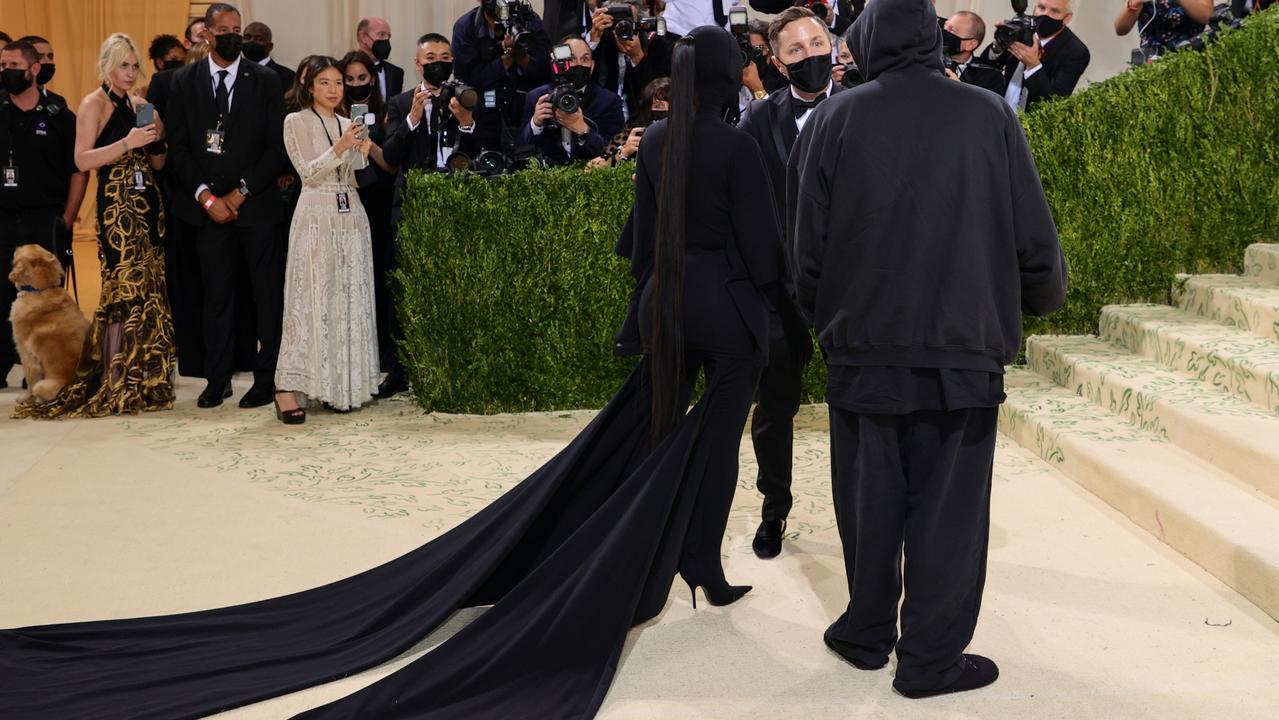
[371,39,392,62]
[649,110,668,121]
[345,83,373,102]
[785,53,832,94]
[1036,15,1064,39]
[36,63,55,85]
[565,64,592,91]
[421,61,453,87]
[940,22,964,56]
[241,42,269,62]
[161,59,185,71]
[1,68,33,95]
[214,32,243,60]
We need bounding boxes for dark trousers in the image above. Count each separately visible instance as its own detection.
[826,405,997,691]
[750,316,807,522]
[0,211,61,376]
[194,221,283,388]
[679,354,762,581]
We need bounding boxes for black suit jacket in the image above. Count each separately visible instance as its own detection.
[378,61,405,101]
[145,69,175,117]
[541,0,585,45]
[979,27,1090,110]
[591,31,676,118]
[165,60,286,227]
[517,82,625,164]
[383,87,483,221]
[958,59,1007,97]
[263,58,296,93]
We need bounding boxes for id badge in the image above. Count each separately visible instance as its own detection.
[133,170,146,190]
[336,192,351,214]
[1,165,16,189]
[205,129,226,155]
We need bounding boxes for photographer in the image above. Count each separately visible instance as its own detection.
[453,0,553,154]
[585,0,676,120]
[943,12,1006,96]
[588,76,669,169]
[1115,1,1213,58]
[979,0,1090,112]
[518,36,624,165]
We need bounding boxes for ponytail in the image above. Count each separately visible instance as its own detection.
[649,35,697,447]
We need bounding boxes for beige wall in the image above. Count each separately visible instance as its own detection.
[235,2,1135,89]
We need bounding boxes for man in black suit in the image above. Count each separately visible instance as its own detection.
[242,22,295,90]
[942,11,1005,97]
[375,33,484,398]
[542,0,588,44]
[518,36,624,165]
[979,0,1089,112]
[736,6,834,559]
[357,16,404,102]
[584,0,676,120]
[165,2,286,409]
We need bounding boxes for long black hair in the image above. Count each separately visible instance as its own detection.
[649,34,697,447]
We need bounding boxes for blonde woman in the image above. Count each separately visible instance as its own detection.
[16,33,176,418]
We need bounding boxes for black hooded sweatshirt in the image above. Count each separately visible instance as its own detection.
[787,0,1067,377]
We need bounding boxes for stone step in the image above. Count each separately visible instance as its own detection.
[1000,369,1279,622]
[1173,274,1279,343]
[1098,304,1279,416]
[1244,244,1279,285]
[1025,335,1279,501]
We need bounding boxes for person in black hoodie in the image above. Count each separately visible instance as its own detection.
[788,0,1067,700]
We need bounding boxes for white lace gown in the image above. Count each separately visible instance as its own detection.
[276,110,379,410]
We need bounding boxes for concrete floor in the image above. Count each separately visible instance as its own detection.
[2,369,1276,719]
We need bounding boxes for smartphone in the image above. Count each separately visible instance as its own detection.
[349,103,370,139]
[135,103,155,128]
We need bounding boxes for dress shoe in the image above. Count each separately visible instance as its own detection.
[275,391,306,425]
[823,628,888,671]
[374,373,408,399]
[197,382,233,408]
[238,382,274,409]
[894,654,999,699]
[752,519,786,559]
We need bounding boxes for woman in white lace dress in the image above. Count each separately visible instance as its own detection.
[274,56,379,423]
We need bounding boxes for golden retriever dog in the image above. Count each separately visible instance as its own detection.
[8,244,88,403]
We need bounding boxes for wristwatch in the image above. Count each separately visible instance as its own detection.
[753,89,767,100]
[238,179,251,198]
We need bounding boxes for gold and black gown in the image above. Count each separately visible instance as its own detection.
[14,87,175,419]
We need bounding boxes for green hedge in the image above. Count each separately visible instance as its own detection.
[397,11,1279,414]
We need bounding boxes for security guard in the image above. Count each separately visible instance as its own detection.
[0,40,82,387]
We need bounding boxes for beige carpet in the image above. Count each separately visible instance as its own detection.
[2,370,1278,719]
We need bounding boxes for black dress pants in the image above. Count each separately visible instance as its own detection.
[0,211,60,377]
[750,315,807,522]
[825,405,997,692]
[194,221,283,388]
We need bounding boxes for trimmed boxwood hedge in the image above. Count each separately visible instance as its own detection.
[396,10,1279,414]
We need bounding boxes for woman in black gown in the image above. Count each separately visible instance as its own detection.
[0,26,786,720]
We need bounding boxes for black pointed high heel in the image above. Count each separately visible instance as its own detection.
[683,577,751,609]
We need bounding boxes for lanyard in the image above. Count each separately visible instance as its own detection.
[312,109,338,148]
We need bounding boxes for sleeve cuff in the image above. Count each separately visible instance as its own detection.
[195,184,210,201]
[1023,64,1043,79]
[407,115,420,132]
[530,119,545,136]
[460,123,476,134]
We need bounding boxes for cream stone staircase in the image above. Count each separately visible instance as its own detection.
[1001,243,1279,621]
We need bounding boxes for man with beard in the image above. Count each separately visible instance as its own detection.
[789,0,1067,699]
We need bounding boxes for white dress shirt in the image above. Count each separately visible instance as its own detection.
[195,54,243,201]
[1003,32,1056,112]
[792,81,833,134]
[405,83,477,170]
[663,0,733,36]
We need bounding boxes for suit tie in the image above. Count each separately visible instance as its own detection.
[215,69,230,117]
[791,93,827,119]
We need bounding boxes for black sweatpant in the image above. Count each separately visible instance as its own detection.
[825,405,997,691]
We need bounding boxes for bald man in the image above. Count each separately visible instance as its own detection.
[242,22,295,90]
[357,16,404,100]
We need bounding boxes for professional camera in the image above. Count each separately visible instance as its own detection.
[438,79,479,111]
[494,0,537,55]
[840,61,864,88]
[793,0,831,23]
[729,6,759,68]
[994,0,1036,50]
[548,43,582,115]
[607,2,667,42]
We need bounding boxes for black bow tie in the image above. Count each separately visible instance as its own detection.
[791,93,827,119]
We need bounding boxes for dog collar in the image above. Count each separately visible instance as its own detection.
[18,285,47,293]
